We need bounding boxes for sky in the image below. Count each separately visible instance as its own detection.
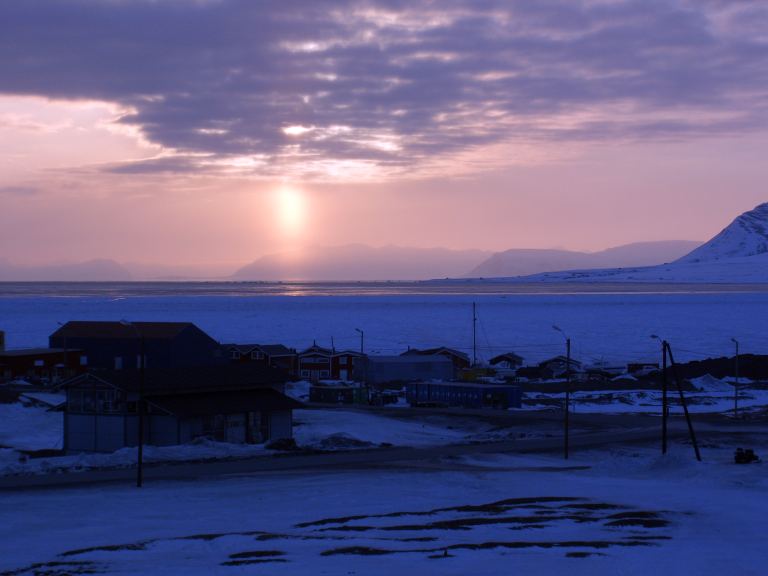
[1,0,768,272]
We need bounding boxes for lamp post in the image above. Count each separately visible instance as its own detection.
[355,328,366,387]
[731,338,739,419]
[56,321,68,383]
[121,320,145,488]
[650,335,668,454]
[354,328,364,355]
[552,325,571,460]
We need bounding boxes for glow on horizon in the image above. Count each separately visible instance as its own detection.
[273,185,308,241]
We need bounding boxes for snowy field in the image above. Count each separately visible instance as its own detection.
[1,440,766,575]
[3,289,768,364]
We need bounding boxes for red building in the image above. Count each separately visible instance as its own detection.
[223,343,297,377]
[298,343,364,382]
[0,348,86,385]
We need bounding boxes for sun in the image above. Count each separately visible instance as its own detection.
[274,185,307,239]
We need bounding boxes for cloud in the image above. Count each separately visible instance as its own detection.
[0,185,40,196]
[1,0,767,180]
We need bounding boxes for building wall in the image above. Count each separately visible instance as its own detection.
[361,358,453,384]
[268,410,292,441]
[51,326,222,371]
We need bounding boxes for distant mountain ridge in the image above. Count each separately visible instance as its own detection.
[232,244,492,281]
[467,241,702,278]
[0,259,132,281]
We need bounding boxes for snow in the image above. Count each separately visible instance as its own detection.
[678,202,768,263]
[0,403,62,451]
[293,408,471,449]
[1,440,766,575]
[2,291,768,366]
[524,386,768,415]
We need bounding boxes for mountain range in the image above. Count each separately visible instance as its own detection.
[231,244,493,281]
[509,203,768,283]
[3,202,767,282]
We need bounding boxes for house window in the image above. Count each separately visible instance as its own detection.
[320,370,329,378]
[230,350,241,360]
[301,370,310,378]
[34,359,45,367]
[79,355,88,366]
[251,351,264,360]
[114,356,123,370]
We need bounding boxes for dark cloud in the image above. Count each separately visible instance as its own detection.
[1,0,767,176]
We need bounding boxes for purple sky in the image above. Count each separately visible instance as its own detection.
[1,0,767,270]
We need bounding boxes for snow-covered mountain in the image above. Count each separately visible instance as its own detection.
[497,203,768,283]
[676,203,768,263]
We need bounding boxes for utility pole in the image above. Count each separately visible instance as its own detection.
[665,341,702,462]
[565,336,571,460]
[121,320,146,488]
[651,335,668,454]
[472,302,477,366]
[355,328,364,355]
[731,338,739,418]
[553,325,570,460]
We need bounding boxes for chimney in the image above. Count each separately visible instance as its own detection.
[0,330,5,352]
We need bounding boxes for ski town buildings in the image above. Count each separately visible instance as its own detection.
[0,321,546,453]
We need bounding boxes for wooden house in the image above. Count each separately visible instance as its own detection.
[50,321,224,371]
[62,364,300,453]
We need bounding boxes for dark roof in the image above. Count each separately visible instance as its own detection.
[149,388,302,417]
[223,343,295,356]
[332,350,364,358]
[260,344,295,356]
[64,364,287,394]
[367,355,452,365]
[51,321,200,340]
[538,356,583,367]
[0,348,81,357]
[489,353,524,365]
[401,347,470,361]
[299,344,333,356]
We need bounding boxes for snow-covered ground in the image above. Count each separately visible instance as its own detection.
[512,252,768,283]
[0,402,498,476]
[525,378,768,414]
[1,439,766,575]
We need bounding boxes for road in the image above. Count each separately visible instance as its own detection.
[0,423,693,491]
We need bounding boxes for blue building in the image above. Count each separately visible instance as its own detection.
[406,381,522,409]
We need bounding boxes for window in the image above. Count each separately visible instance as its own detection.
[230,350,241,360]
[251,351,264,360]
[114,356,123,370]
[79,355,88,366]
[34,359,45,367]
[320,370,329,378]
[301,370,310,378]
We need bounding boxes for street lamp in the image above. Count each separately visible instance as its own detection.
[552,325,571,460]
[355,328,367,388]
[650,334,669,454]
[56,321,68,383]
[121,320,145,488]
[731,338,739,418]
[354,328,364,355]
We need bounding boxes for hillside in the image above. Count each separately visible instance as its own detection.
[468,241,701,278]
